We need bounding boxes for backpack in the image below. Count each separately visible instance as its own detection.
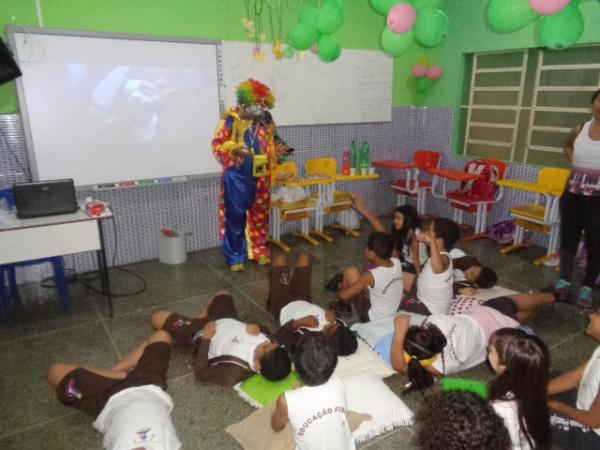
[458,159,500,200]
[488,219,516,244]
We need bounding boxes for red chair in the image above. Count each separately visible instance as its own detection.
[388,150,441,215]
[445,159,508,241]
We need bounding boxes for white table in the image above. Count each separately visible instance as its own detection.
[0,207,114,316]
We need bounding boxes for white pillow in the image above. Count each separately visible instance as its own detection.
[341,369,414,443]
[333,337,395,379]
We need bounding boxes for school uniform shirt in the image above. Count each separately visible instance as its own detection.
[577,345,600,435]
[208,318,270,372]
[279,300,329,331]
[92,384,181,450]
[449,248,467,282]
[492,396,532,450]
[427,314,487,375]
[285,377,355,450]
[417,252,453,315]
[368,258,403,321]
[401,229,428,267]
[568,121,600,196]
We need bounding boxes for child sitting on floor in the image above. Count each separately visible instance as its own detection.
[350,193,427,274]
[332,232,403,323]
[267,253,358,356]
[271,332,355,450]
[401,217,460,315]
[47,330,182,450]
[547,308,600,449]
[449,248,498,296]
[151,290,290,387]
[488,328,552,450]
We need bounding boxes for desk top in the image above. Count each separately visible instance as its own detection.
[372,160,415,170]
[335,174,379,181]
[0,206,113,232]
[426,168,480,182]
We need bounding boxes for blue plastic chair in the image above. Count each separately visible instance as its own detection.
[0,257,71,318]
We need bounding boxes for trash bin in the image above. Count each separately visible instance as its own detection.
[158,229,187,265]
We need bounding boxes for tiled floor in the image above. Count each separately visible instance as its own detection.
[0,218,598,449]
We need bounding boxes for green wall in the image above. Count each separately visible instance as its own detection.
[425,0,600,107]
[0,0,424,113]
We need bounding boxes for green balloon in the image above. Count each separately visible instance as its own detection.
[380,27,414,56]
[283,46,295,58]
[416,77,434,92]
[299,6,319,28]
[318,34,342,62]
[413,0,442,11]
[317,1,345,34]
[328,0,348,21]
[537,4,584,50]
[487,0,538,33]
[370,0,398,15]
[414,8,449,47]
[288,23,319,51]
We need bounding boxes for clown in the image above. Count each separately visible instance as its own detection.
[212,79,288,271]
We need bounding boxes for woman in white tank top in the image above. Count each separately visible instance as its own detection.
[556,89,600,308]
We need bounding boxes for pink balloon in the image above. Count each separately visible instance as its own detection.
[529,0,571,16]
[412,64,427,78]
[426,65,443,80]
[387,3,417,34]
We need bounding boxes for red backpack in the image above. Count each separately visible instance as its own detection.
[458,159,500,200]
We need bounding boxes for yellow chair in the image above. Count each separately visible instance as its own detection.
[305,157,358,239]
[497,167,571,265]
[269,161,319,251]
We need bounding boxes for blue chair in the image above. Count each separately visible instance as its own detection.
[0,257,71,318]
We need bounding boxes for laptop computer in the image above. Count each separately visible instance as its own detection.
[13,179,78,218]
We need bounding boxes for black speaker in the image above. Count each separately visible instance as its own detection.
[0,38,22,86]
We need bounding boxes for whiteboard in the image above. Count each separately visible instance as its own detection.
[221,41,393,126]
[8,27,223,187]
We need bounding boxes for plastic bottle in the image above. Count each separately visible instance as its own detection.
[341,148,351,176]
[359,142,370,176]
[350,141,358,174]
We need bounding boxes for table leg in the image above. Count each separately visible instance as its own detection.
[96,220,113,318]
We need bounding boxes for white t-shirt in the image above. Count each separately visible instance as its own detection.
[417,252,453,315]
[279,300,329,331]
[449,248,467,282]
[577,345,600,435]
[368,258,403,321]
[286,377,355,450]
[492,397,532,450]
[208,318,270,371]
[92,385,181,450]
[428,314,487,375]
[401,229,428,267]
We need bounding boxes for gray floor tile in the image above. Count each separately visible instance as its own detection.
[359,427,417,449]
[549,332,598,375]
[0,322,117,438]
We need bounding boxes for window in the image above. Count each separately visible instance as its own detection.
[459,45,600,167]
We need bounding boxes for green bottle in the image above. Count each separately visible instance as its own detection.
[350,141,358,172]
[359,142,370,176]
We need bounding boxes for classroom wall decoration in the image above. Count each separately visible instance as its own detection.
[289,0,346,62]
[412,62,443,92]
[487,0,585,50]
[372,0,449,56]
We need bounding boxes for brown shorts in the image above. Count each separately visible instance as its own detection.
[56,341,171,419]
[163,293,237,348]
[349,289,372,323]
[267,265,312,319]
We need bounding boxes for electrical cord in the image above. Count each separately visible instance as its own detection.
[40,208,148,297]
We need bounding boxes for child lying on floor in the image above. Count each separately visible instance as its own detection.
[151,290,291,387]
[267,253,358,356]
[47,330,182,450]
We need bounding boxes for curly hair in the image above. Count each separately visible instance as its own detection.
[236,79,275,109]
[418,391,511,450]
